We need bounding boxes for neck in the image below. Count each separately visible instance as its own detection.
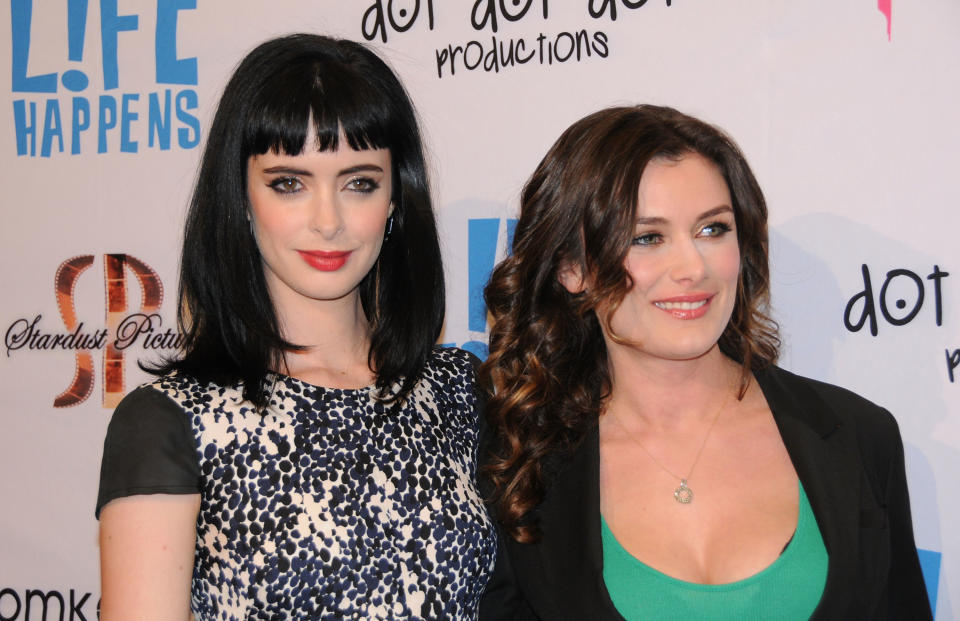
[272,287,374,385]
[604,346,741,431]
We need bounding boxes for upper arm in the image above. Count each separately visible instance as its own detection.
[99,493,201,621]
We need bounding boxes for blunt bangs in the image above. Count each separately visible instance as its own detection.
[243,58,397,159]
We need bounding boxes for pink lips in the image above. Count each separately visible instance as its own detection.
[297,250,351,271]
[652,294,713,320]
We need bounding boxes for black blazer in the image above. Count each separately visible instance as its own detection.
[479,365,933,620]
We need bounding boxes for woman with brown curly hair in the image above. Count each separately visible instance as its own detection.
[479,105,931,620]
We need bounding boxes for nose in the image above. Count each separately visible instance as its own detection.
[669,238,707,283]
[307,189,344,239]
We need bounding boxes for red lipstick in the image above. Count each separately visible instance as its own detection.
[298,250,351,271]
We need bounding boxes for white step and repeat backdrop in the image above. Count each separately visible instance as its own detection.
[1,1,957,618]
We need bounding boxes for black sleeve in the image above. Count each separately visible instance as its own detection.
[95,385,201,518]
[875,410,934,619]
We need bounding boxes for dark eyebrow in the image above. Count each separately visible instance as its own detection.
[261,166,311,176]
[259,164,385,177]
[338,164,385,176]
[635,205,733,226]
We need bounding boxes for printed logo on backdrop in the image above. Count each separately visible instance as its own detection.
[440,218,516,359]
[10,0,200,157]
[361,0,667,79]
[843,263,957,383]
[4,254,182,408]
[359,0,895,79]
[0,586,96,621]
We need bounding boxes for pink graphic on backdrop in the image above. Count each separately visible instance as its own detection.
[878,0,892,40]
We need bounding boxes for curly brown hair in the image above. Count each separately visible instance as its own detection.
[481,105,781,543]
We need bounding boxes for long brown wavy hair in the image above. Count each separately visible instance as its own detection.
[481,105,781,543]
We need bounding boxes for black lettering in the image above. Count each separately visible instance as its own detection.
[927,265,949,327]
[574,29,590,59]
[435,47,449,78]
[499,0,534,21]
[464,41,484,69]
[387,0,432,33]
[515,38,535,63]
[879,269,924,326]
[472,0,499,32]
[843,264,878,336]
[450,44,465,73]
[589,0,667,20]
[0,588,22,620]
[362,0,388,42]
[593,30,609,57]
[25,589,65,621]
[5,315,41,355]
[69,590,90,621]
[90,328,109,350]
[484,37,501,72]
[114,313,161,350]
[554,31,576,62]
[498,37,516,66]
[947,349,960,383]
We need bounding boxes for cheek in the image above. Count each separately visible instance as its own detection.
[717,245,741,283]
[622,254,659,295]
[248,197,299,245]
[343,204,391,243]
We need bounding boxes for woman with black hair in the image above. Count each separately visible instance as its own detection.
[96,34,495,619]
[480,105,931,619]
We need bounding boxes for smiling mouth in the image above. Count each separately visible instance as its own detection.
[654,300,708,311]
[652,296,713,319]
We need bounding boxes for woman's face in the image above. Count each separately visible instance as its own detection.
[246,138,393,312]
[599,152,740,364]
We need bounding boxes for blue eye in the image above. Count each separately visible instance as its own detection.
[631,232,662,246]
[267,177,302,194]
[700,221,732,237]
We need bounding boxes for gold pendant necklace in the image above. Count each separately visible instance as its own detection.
[609,381,736,505]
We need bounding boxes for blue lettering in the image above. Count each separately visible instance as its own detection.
[148,90,172,150]
[41,99,64,157]
[71,97,91,154]
[468,219,499,332]
[120,93,139,153]
[467,218,516,332]
[13,100,38,156]
[439,341,489,361]
[156,0,198,84]
[98,95,118,153]
[175,89,200,148]
[68,0,89,61]
[10,0,57,93]
[461,340,490,360]
[100,0,139,90]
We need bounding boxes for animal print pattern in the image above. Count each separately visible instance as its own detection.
[150,347,495,620]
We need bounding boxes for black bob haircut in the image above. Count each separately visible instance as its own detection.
[153,33,445,407]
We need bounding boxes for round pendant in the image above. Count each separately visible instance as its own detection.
[674,479,693,504]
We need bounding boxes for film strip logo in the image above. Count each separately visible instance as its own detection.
[54,254,162,408]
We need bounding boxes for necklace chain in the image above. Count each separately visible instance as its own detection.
[608,379,738,504]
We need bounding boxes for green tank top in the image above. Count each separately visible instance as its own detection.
[601,482,827,620]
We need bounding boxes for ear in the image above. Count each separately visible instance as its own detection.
[557,262,587,294]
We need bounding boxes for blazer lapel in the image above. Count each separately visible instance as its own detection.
[755,367,861,618]
[534,426,623,620]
